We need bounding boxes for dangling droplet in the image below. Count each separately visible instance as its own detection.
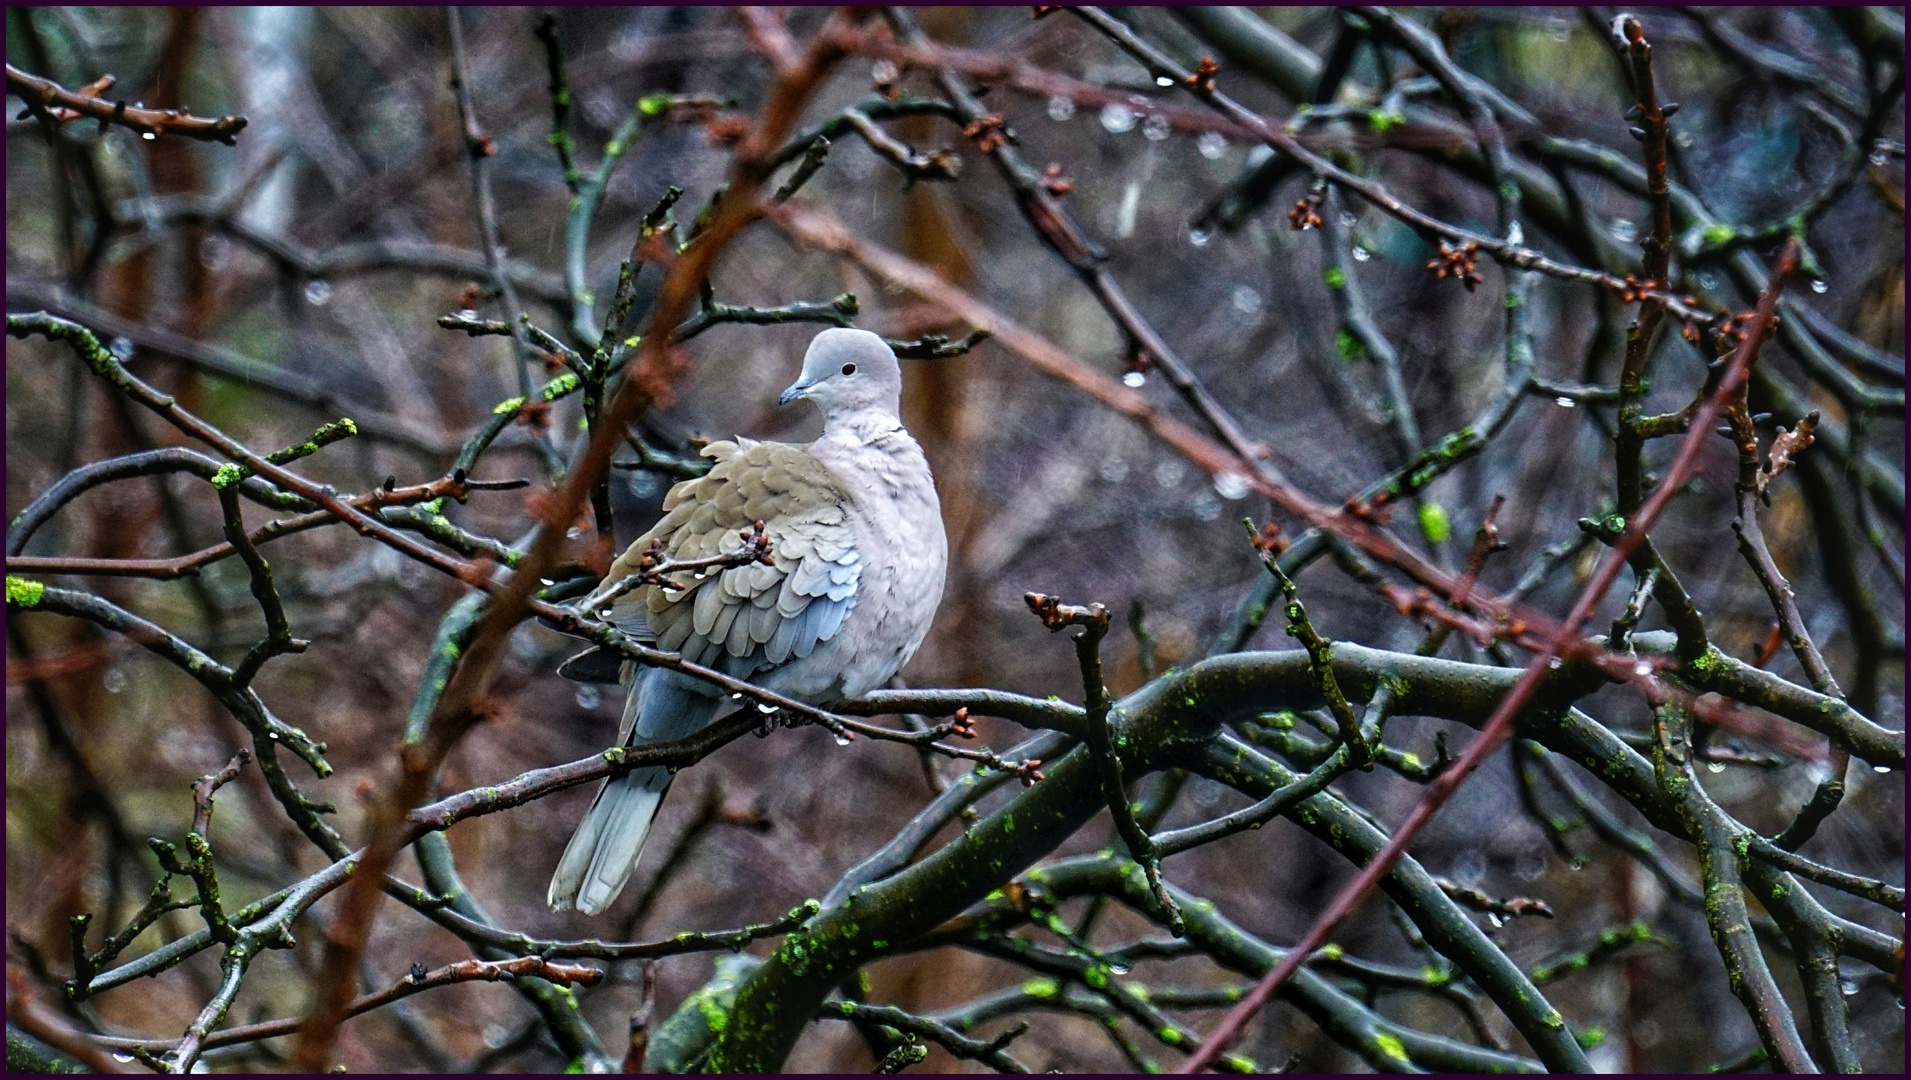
[1213,472,1251,501]
[1610,218,1638,243]
[1047,95,1076,122]
[1869,148,1889,166]
[1187,227,1212,248]
[1141,114,1172,141]
[1197,131,1228,159]
[1555,396,1577,408]
[113,1053,137,1064]
[1810,279,1828,294]
[1099,102,1137,134]
[1875,765,1892,774]
[1351,245,1372,262]
[1154,75,1175,88]
[1122,371,1146,388]
[756,702,777,714]
[1108,961,1132,975]
[1633,661,1653,676]
[833,733,852,746]
[304,279,333,306]
[1841,977,1860,996]
[1706,760,1726,773]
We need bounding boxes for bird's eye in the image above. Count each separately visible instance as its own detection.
[840,363,857,376]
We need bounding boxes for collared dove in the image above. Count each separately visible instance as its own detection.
[548,328,948,915]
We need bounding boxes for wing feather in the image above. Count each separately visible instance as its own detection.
[598,440,863,679]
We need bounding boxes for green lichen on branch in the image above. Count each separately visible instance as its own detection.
[6,575,46,608]
[209,418,359,490]
[1393,427,1480,498]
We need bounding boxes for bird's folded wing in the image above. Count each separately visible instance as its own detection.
[602,439,862,730]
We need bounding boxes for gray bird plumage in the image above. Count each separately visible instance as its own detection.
[549,328,947,914]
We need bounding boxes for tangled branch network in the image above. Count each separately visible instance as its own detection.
[5,5,1902,1074]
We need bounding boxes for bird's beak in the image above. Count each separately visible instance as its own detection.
[777,380,810,407]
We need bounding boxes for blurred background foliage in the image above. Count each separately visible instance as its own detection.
[6,6,1903,1072]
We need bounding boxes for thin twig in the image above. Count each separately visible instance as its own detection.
[1025,592,1182,933]
[7,62,246,143]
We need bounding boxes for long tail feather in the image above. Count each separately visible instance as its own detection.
[548,669,722,914]
[547,767,670,914]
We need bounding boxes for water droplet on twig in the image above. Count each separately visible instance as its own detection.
[304,279,333,306]
[1122,371,1147,388]
[1141,114,1171,141]
[1351,245,1372,262]
[1197,131,1228,159]
[1213,472,1251,500]
[1809,279,1828,294]
[1099,102,1137,134]
[1555,396,1577,408]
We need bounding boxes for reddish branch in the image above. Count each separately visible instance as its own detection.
[763,203,1855,770]
[90,957,601,1055]
[830,22,1718,324]
[7,63,247,143]
[1178,239,1800,1073]
[1613,14,1678,516]
[285,16,859,1067]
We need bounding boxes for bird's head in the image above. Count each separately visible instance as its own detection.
[778,328,902,427]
